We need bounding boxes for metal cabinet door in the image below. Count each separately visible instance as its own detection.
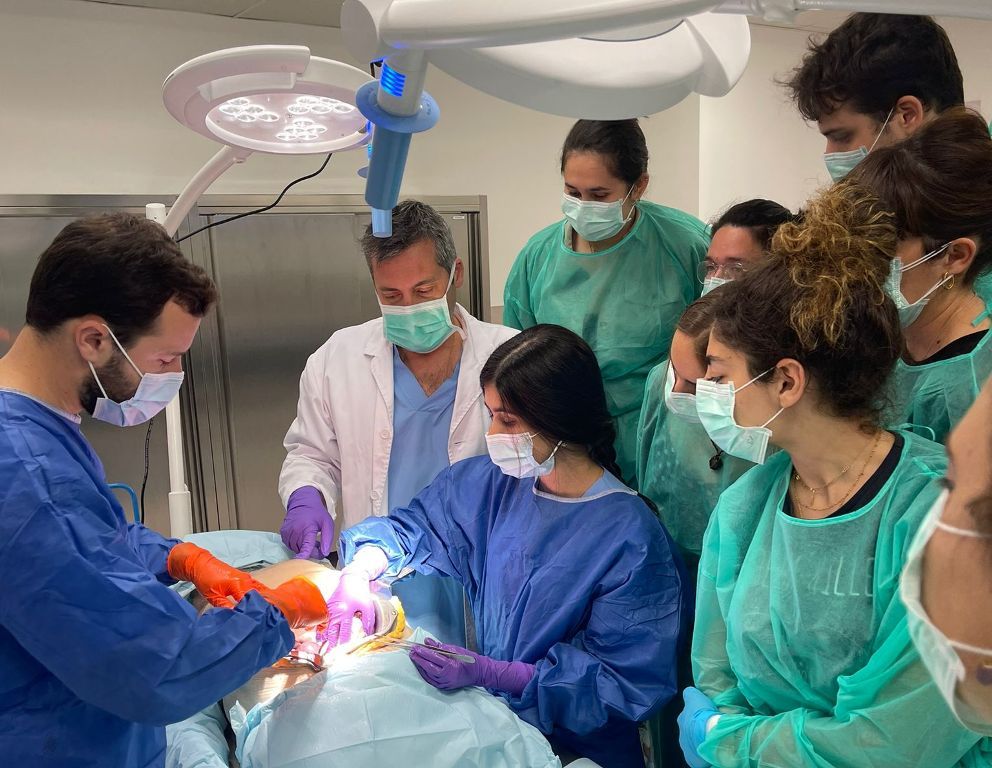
[197,211,377,534]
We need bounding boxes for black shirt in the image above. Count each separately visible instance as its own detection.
[784,433,905,520]
[905,330,987,366]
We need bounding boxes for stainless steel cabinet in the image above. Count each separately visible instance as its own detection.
[0,194,489,536]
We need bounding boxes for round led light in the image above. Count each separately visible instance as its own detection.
[167,46,373,155]
[309,103,333,114]
[312,124,328,134]
[291,117,315,127]
[332,103,356,114]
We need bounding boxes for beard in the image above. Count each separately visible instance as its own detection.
[80,349,140,415]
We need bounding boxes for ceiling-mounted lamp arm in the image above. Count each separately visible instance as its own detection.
[162,145,253,238]
[378,0,724,49]
[714,0,992,22]
[147,145,252,539]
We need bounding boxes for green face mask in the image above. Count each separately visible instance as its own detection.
[379,268,459,354]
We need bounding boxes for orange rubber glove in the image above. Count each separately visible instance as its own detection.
[255,577,329,630]
[167,542,267,608]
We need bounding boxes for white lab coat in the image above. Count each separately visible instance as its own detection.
[279,304,517,534]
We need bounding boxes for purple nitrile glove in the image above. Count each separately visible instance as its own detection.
[280,487,333,559]
[410,637,536,696]
[318,546,388,648]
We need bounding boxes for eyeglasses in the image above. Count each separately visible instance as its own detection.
[697,260,749,284]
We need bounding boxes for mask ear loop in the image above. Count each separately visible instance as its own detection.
[102,324,144,377]
[867,107,895,153]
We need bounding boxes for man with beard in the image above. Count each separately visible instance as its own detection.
[0,213,329,768]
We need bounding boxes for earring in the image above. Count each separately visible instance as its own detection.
[943,272,956,291]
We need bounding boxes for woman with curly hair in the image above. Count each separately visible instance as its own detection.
[677,182,990,767]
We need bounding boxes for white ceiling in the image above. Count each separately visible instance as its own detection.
[77,0,347,27]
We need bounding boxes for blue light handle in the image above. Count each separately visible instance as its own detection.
[366,127,411,237]
[355,79,440,238]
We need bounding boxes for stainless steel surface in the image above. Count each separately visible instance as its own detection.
[182,196,487,535]
[0,194,489,539]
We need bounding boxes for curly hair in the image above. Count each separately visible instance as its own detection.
[710,182,902,426]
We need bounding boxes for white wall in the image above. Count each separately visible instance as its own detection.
[698,15,992,224]
[3,2,991,301]
[0,0,700,308]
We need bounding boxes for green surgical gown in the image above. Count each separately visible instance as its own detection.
[889,325,992,445]
[636,359,753,557]
[503,201,709,487]
[692,430,991,767]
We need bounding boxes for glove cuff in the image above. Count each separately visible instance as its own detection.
[348,546,389,580]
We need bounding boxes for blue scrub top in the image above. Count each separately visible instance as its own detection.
[342,457,689,768]
[0,391,293,768]
[387,350,467,643]
[387,347,460,506]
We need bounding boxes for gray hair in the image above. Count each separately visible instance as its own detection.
[361,200,457,272]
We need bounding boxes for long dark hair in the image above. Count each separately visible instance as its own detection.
[480,324,622,478]
[560,119,648,186]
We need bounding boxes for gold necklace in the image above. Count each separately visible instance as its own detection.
[792,429,878,498]
[792,431,883,515]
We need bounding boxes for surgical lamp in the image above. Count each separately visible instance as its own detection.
[343,0,753,236]
[151,45,372,537]
[342,0,992,237]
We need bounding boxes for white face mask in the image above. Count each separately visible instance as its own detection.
[561,186,635,243]
[884,243,953,328]
[701,276,731,296]
[664,362,700,424]
[486,431,562,479]
[89,325,184,428]
[900,490,992,735]
[695,368,782,465]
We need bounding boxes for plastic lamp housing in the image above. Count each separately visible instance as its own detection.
[163,45,373,155]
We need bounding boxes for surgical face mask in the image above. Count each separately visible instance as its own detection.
[900,490,992,735]
[379,268,459,354]
[823,109,893,182]
[664,362,700,424]
[89,325,184,428]
[885,243,953,328]
[701,276,731,296]
[486,431,562,479]
[695,368,782,465]
[561,187,635,243]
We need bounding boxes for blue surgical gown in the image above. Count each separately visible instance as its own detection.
[386,350,467,644]
[0,392,295,768]
[341,456,689,768]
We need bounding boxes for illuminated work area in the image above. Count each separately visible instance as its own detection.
[1,2,992,767]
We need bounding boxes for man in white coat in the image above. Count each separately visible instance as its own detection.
[278,200,517,642]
